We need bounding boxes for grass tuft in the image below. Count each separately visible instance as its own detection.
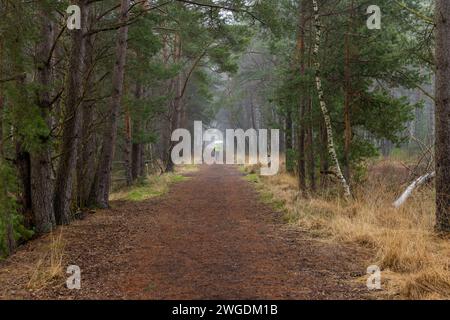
[110,172,189,202]
[27,230,65,291]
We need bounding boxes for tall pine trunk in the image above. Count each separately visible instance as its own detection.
[92,0,130,208]
[77,10,97,209]
[319,108,329,187]
[343,25,352,182]
[435,0,450,232]
[54,0,89,224]
[132,143,143,180]
[131,84,144,181]
[0,61,15,254]
[124,107,133,186]
[285,108,293,172]
[32,9,56,233]
[305,15,316,192]
[250,95,257,129]
[296,1,306,192]
[306,97,316,191]
[298,105,306,191]
[0,36,14,254]
[165,34,182,172]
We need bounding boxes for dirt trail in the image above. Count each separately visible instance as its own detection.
[0,165,369,300]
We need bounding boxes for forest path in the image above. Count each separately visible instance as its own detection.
[0,165,369,300]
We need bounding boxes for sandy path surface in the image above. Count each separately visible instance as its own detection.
[0,165,369,300]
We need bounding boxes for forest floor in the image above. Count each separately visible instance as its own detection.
[0,165,371,300]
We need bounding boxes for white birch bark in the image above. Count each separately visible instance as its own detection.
[393,172,435,208]
[311,0,352,198]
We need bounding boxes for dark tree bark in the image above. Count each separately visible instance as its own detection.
[124,107,133,186]
[91,0,130,208]
[0,74,15,254]
[298,105,306,192]
[319,117,329,187]
[15,144,32,218]
[77,11,97,209]
[306,98,316,191]
[31,9,56,234]
[54,0,89,224]
[343,28,352,182]
[285,108,294,173]
[435,0,450,232]
[165,35,182,173]
[131,84,144,181]
[342,0,355,183]
[296,1,306,192]
[132,143,143,180]
[250,95,257,129]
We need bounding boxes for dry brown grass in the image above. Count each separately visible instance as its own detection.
[175,164,199,174]
[402,265,450,299]
[243,160,450,300]
[27,230,65,291]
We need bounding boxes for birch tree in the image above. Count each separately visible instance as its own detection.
[311,0,351,199]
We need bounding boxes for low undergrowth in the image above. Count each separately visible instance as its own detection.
[110,170,190,202]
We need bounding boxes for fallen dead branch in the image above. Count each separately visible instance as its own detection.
[393,171,435,208]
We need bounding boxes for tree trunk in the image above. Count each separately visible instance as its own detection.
[0,71,16,254]
[131,84,143,181]
[54,0,89,224]
[31,9,56,233]
[312,0,351,199]
[166,94,182,173]
[92,0,130,208]
[298,105,306,191]
[343,17,352,182]
[319,117,329,187]
[165,34,182,172]
[15,144,32,220]
[297,0,307,192]
[132,143,143,180]
[250,95,257,129]
[124,107,133,186]
[77,10,97,209]
[435,0,450,232]
[166,34,183,172]
[285,108,294,173]
[306,97,316,191]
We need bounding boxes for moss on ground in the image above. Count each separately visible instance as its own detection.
[110,173,189,202]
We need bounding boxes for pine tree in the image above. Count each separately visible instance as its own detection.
[435,0,450,233]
